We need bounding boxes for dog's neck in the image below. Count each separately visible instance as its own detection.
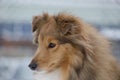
[33,69,62,80]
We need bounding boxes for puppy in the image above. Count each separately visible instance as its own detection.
[29,13,120,80]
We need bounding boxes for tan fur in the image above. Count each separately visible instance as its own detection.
[30,13,120,80]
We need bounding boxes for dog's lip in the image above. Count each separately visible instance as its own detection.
[33,70,48,75]
[33,69,47,74]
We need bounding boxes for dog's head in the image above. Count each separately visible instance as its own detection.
[29,13,92,72]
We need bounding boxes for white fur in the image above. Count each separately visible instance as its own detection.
[33,69,62,80]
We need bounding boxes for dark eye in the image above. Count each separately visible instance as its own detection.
[48,43,56,48]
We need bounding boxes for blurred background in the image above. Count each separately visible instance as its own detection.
[0,0,120,80]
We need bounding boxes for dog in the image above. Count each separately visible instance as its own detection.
[29,13,120,80]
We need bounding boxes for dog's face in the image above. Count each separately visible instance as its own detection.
[28,13,120,80]
[29,13,86,72]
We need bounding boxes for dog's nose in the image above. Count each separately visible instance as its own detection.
[28,63,38,70]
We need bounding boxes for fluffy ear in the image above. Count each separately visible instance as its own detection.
[54,13,81,36]
[32,13,49,32]
[32,16,40,32]
[32,13,49,44]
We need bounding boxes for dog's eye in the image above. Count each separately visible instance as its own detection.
[48,43,56,48]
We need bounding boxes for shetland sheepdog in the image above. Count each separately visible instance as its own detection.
[29,13,120,80]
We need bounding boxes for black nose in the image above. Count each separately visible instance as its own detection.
[28,63,38,70]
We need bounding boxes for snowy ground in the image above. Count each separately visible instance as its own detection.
[0,57,33,80]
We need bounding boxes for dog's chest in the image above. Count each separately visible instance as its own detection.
[33,69,62,80]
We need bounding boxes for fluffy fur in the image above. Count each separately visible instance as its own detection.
[30,13,120,80]
[33,69,62,80]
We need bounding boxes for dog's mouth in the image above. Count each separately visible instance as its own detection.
[33,68,62,80]
[33,70,48,75]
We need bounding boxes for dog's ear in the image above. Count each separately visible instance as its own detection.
[54,13,81,36]
[32,13,49,44]
[32,13,49,32]
[32,16,40,32]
